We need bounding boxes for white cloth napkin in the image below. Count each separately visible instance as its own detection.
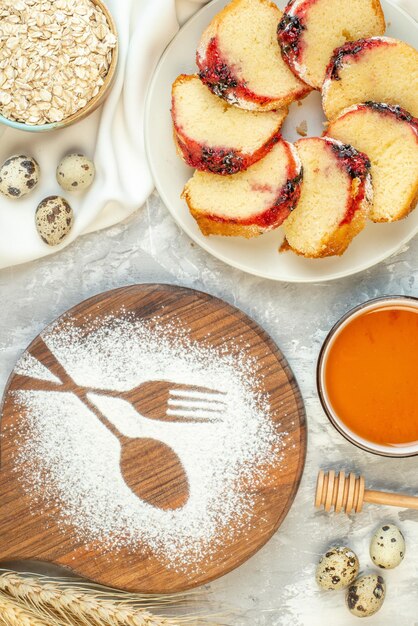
[0,0,209,270]
[0,0,416,270]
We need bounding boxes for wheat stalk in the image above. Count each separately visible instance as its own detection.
[0,592,54,626]
[0,571,224,626]
[0,572,174,625]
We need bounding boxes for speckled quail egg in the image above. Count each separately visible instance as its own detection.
[316,546,359,590]
[35,196,74,246]
[370,523,405,569]
[56,153,95,192]
[346,574,386,618]
[0,155,40,199]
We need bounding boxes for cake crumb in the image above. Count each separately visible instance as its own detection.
[296,120,308,137]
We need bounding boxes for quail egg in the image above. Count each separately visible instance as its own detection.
[0,155,40,199]
[35,196,74,246]
[56,153,95,192]
[346,574,386,618]
[370,523,405,569]
[316,546,359,590]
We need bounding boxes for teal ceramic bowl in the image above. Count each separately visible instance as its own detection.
[0,114,61,133]
[0,0,118,133]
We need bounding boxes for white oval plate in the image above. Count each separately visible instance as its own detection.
[145,0,418,283]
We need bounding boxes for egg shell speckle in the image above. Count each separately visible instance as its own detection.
[346,574,386,617]
[316,546,359,590]
[0,155,40,199]
[56,153,95,192]
[370,523,406,569]
[35,196,74,246]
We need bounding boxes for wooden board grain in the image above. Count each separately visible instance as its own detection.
[0,284,306,593]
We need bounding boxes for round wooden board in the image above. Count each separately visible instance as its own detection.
[0,284,306,593]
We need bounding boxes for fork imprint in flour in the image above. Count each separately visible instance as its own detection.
[131,380,227,423]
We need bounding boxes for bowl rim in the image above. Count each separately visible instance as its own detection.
[317,295,418,458]
[0,0,118,133]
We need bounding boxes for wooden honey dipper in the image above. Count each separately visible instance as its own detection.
[315,470,418,514]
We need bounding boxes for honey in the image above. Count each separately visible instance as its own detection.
[324,304,418,447]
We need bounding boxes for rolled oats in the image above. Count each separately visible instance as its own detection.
[0,0,116,125]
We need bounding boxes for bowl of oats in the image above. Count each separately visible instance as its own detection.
[0,0,118,132]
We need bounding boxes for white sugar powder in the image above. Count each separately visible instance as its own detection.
[13,312,286,574]
[15,352,61,383]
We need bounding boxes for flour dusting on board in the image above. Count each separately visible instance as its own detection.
[13,312,286,573]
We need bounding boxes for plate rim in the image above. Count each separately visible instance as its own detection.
[145,0,418,283]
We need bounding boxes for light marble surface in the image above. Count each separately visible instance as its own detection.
[1,193,417,625]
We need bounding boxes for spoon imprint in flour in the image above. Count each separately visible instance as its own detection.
[23,339,196,511]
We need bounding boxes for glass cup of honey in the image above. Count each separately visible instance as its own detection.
[317,296,418,457]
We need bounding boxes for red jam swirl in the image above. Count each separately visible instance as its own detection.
[329,142,371,226]
[277,11,306,64]
[278,0,320,68]
[326,38,389,81]
[363,102,418,135]
[197,37,291,107]
[341,181,368,226]
[174,125,282,175]
[250,170,303,227]
[201,144,302,229]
